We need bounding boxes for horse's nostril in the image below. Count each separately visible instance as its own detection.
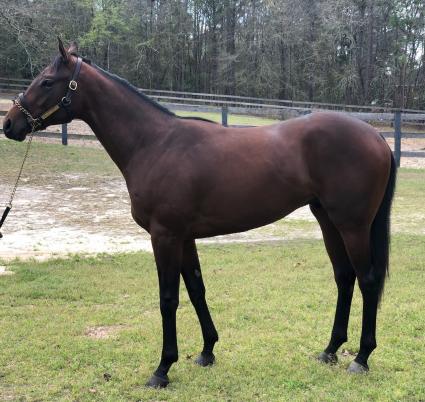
[3,118,12,134]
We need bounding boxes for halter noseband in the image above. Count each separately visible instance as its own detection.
[13,56,83,131]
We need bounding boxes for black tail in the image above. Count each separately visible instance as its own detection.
[371,151,397,302]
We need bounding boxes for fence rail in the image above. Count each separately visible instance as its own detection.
[2,77,425,114]
[1,81,424,165]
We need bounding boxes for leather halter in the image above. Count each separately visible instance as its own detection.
[13,57,83,131]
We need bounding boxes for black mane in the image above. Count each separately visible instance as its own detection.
[93,64,176,117]
[90,64,215,124]
[54,52,217,124]
[179,116,217,124]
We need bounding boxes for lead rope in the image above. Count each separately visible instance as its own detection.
[0,127,35,238]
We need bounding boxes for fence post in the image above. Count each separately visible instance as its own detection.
[221,106,228,127]
[394,110,401,167]
[61,123,68,146]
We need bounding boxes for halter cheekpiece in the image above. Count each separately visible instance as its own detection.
[13,56,83,130]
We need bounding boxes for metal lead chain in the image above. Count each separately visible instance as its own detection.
[7,127,35,207]
[0,127,35,238]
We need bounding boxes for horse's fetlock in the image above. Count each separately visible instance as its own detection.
[361,336,377,353]
[335,334,348,344]
[207,332,219,344]
[162,351,178,364]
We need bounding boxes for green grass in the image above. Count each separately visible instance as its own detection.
[392,169,425,234]
[0,236,424,401]
[0,140,120,183]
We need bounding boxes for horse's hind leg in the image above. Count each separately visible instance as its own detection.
[181,239,219,366]
[310,204,356,365]
[338,226,381,373]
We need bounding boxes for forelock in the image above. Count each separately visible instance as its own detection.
[51,55,64,71]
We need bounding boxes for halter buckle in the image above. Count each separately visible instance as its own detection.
[61,97,71,107]
[69,80,78,91]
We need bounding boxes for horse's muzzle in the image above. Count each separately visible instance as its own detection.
[3,118,12,135]
[2,116,29,142]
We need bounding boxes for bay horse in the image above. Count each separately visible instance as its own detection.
[3,40,396,388]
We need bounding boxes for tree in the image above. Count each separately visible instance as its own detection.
[0,0,423,108]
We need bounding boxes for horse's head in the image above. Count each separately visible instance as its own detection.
[3,38,83,141]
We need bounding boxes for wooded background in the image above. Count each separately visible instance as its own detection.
[0,0,424,109]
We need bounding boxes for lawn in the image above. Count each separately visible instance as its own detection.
[0,236,424,401]
[0,140,120,184]
[0,138,424,401]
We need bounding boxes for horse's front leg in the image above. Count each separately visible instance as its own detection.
[146,231,183,388]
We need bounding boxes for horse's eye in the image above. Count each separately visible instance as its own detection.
[41,79,53,88]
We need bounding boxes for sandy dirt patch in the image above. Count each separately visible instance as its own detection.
[85,325,128,339]
[0,175,151,260]
[0,173,318,261]
[0,266,14,275]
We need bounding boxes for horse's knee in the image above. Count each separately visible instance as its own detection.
[160,297,179,315]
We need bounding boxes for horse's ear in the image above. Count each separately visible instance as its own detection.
[58,37,69,63]
[68,41,78,55]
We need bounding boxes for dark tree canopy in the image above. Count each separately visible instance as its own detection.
[0,0,424,109]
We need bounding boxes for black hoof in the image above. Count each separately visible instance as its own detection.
[145,374,169,388]
[347,360,369,374]
[317,351,338,365]
[195,352,215,367]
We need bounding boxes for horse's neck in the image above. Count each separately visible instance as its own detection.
[77,69,174,172]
